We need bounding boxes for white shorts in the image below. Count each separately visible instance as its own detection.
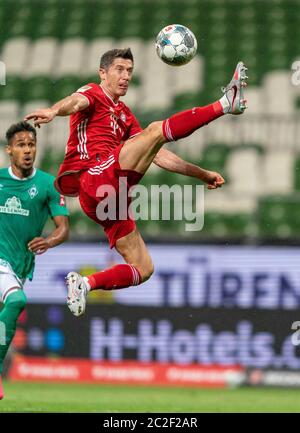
[0,259,24,303]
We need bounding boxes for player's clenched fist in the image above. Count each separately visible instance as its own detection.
[203,170,225,190]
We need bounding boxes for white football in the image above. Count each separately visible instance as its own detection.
[155,24,198,66]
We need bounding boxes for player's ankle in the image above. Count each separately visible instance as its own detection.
[212,99,227,115]
[218,95,230,114]
[83,277,91,291]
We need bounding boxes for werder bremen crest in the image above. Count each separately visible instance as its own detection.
[0,196,29,216]
[28,185,38,199]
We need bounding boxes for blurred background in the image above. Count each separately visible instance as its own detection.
[1,0,300,400]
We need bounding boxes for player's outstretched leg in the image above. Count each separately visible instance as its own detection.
[162,61,248,141]
[119,61,248,174]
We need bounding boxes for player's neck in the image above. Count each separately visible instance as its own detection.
[10,165,34,179]
[100,84,119,104]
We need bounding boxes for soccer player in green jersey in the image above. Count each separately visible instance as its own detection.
[0,121,69,399]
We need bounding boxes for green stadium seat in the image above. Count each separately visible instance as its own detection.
[198,143,231,174]
[258,196,300,238]
[22,77,54,103]
[224,213,255,237]
[0,101,20,141]
[294,155,300,190]
[173,93,200,111]
[33,19,58,39]
[295,97,300,111]
[202,212,228,238]
[69,210,100,236]
[51,76,82,102]
[6,19,29,39]
[61,14,88,40]
[201,212,257,239]
[0,76,23,101]
[39,147,66,176]
[90,22,114,39]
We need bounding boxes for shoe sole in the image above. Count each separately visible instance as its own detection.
[66,272,86,317]
[235,62,248,113]
[223,62,248,114]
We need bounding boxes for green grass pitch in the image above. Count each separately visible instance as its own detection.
[0,381,300,412]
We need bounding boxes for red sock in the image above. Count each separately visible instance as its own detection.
[87,264,141,291]
[162,101,223,142]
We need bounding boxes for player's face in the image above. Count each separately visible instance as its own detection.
[6,131,37,172]
[99,58,133,100]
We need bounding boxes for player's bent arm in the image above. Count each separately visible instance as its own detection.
[153,148,225,189]
[46,215,69,247]
[24,94,89,127]
[28,216,69,254]
[51,94,90,116]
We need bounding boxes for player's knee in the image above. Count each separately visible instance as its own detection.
[5,289,27,311]
[145,121,164,144]
[139,261,154,283]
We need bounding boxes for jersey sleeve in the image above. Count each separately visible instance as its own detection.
[73,83,96,110]
[47,178,69,218]
[128,113,143,139]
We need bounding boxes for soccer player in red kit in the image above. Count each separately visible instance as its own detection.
[25,48,248,317]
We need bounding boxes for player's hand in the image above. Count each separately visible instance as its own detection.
[28,237,51,255]
[24,108,57,128]
[203,171,225,190]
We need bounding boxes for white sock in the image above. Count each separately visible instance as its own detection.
[83,276,91,291]
[219,93,230,114]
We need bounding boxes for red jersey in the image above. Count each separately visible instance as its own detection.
[55,83,142,195]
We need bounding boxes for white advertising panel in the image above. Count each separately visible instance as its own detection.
[25,244,300,309]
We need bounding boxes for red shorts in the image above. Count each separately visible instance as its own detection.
[59,145,143,248]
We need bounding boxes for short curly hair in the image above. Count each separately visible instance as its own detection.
[6,121,36,144]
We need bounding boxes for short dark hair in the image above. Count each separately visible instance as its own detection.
[100,48,134,70]
[6,121,37,144]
